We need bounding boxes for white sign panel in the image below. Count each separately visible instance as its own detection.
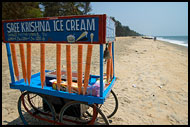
[106,16,115,42]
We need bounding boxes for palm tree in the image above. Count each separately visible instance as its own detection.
[41,2,92,17]
[83,2,92,15]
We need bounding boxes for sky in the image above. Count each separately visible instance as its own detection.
[90,2,188,36]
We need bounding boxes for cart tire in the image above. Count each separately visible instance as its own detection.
[59,101,109,125]
[86,90,118,118]
[18,91,56,125]
[104,90,118,118]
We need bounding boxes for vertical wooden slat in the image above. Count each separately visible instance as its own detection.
[66,45,72,93]
[77,45,83,94]
[40,44,45,89]
[19,44,27,83]
[56,44,61,91]
[110,43,113,79]
[10,43,20,81]
[110,58,113,79]
[83,44,93,95]
[106,43,112,82]
[27,43,31,85]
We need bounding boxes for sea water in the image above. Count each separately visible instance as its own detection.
[156,36,188,47]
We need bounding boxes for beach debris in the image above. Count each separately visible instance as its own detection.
[132,84,136,88]
[147,114,153,117]
[142,36,153,39]
[143,50,147,52]
[159,85,163,88]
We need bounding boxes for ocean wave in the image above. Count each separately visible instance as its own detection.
[157,37,188,47]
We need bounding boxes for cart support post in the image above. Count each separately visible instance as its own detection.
[6,43,15,83]
[112,42,115,77]
[100,44,104,97]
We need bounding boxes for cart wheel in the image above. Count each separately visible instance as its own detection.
[86,90,118,118]
[100,90,118,118]
[18,91,56,125]
[59,101,109,125]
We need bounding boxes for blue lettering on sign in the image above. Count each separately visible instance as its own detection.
[3,17,99,43]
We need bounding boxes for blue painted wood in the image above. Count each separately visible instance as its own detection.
[100,44,104,97]
[103,76,116,99]
[10,71,108,104]
[6,43,15,83]
[6,42,116,104]
[3,17,100,43]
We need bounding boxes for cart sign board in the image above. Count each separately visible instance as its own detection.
[106,16,115,42]
[2,14,115,44]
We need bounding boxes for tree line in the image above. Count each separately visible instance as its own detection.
[2,2,141,36]
[2,2,91,20]
[110,17,141,36]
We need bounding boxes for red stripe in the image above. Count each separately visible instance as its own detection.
[2,15,104,22]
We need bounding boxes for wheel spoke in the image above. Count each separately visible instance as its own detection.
[98,90,118,118]
[59,101,109,125]
[18,91,56,125]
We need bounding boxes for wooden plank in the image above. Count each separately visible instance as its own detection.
[56,44,61,90]
[10,43,20,81]
[27,43,31,85]
[83,45,93,95]
[19,44,27,83]
[110,43,113,79]
[106,43,112,82]
[77,45,83,94]
[66,45,72,93]
[40,44,45,89]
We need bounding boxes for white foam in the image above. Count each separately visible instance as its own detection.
[157,37,188,47]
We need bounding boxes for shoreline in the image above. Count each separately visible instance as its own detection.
[116,36,188,50]
[157,39,188,51]
[138,35,188,48]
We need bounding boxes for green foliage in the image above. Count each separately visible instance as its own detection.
[61,2,84,16]
[40,2,64,17]
[110,17,141,36]
[83,2,92,15]
[41,2,92,17]
[2,2,43,20]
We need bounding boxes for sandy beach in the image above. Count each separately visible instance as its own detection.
[2,36,188,125]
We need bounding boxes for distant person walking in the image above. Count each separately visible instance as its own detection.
[154,37,157,41]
